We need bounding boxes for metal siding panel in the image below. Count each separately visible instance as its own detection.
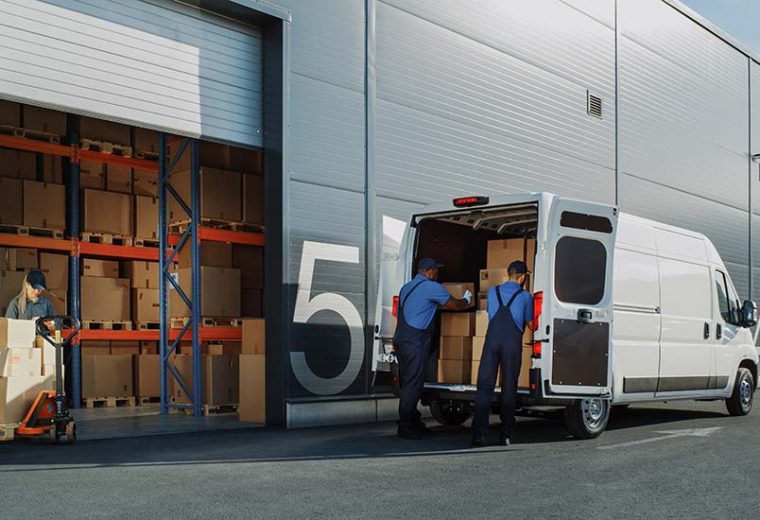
[619,173,749,271]
[752,62,760,216]
[289,74,365,192]
[0,0,262,145]
[619,0,749,211]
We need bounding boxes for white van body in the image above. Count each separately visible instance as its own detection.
[375,192,759,437]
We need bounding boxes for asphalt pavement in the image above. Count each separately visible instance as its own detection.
[1,400,758,519]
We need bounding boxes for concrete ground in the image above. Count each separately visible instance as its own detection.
[0,400,757,519]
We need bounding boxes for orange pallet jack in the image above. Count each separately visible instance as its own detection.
[15,316,80,444]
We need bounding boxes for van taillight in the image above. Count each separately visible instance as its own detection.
[392,295,399,318]
[532,342,542,357]
[533,291,543,330]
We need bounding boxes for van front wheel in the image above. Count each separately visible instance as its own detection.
[726,367,754,416]
[563,398,610,439]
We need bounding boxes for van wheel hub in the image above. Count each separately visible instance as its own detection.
[582,398,606,428]
[739,377,752,410]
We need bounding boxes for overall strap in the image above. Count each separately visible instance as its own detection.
[400,279,427,308]
[496,286,524,310]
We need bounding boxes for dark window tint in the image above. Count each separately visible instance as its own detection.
[715,273,730,323]
[560,211,612,233]
[555,237,607,304]
[716,271,742,325]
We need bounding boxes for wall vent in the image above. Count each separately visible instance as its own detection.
[587,91,603,119]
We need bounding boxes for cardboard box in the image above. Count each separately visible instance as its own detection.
[82,355,133,397]
[83,189,133,236]
[80,276,130,321]
[172,355,239,405]
[134,128,160,154]
[140,341,158,354]
[168,140,229,171]
[440,312,475,336]
[205,341,242,356]
[523,326,534,348]
[42,364,59,377]
[168,168,241,223]
[35,336,56,365]
[0,271,26,316]
[170,267,240,317]
[242,319,265,355]
[82,258,119,278]
[475,311,489,337]
[23,105,66,135]
[44,289,67,315]
[487,238,525,269]
[242,174,264,225]
[441,282,475,300]
[241,289,263,317]
[110,341,139,355]
[0,100,19,127]
[229,147,262,174]
[23,181,65,230]
[106,165,132,194]
[0,318,36,348]
[439,336,472,360]
[179,241,232,269]
[0,178,23,225]
[0,347,41,376]
[42,155,63,184]
[239,354,265,423]
[135,195,158,239]
[134,354,159,397]
[80,340,110,356]
[39,253,68,290]
[472,336,485,361]
[1,248,38,271]
[80,116,130,145]
[233,245,264,289]
[133,288,159,323]
[0,375,54,423]
[478,292,488,311]
[526,238,536,274]
[0,149,36,179]
[124,261,159,289]
[80,160,106,190]
[479,268,510,292]
[438,359,471,384]
[133,169,158,197]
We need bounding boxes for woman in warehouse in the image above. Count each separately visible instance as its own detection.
[5,269,55,321]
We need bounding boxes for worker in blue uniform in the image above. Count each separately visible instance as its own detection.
[471,260,534,447]
[394,258,473,440]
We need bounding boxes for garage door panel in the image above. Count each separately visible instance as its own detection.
[0,0,262,146]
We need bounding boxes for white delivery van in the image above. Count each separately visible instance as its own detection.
[374,193,759,439]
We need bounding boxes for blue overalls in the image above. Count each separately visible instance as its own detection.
[393,278,435,430]
[472,288,524,438]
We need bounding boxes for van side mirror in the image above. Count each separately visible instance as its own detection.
[741,300,758,328]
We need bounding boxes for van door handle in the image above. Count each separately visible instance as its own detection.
[716,323,722,340]
[577,309,594,324]
[703,322,710,339]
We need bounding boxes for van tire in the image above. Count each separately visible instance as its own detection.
[563,398,610,439]
[430,400,471,426]
[726,367,754,416]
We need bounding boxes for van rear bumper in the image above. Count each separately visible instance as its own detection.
[421,383,573,409]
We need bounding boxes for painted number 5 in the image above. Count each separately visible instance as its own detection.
[291,241,363,395]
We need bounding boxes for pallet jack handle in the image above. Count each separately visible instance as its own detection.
[35,315,81,348]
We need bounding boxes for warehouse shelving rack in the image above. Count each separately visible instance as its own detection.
[0,129,263,416]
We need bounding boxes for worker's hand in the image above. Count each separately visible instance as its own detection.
[463,290,473,306]
[44,320,55,332]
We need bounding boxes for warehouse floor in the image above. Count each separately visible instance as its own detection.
[71,406,259,441]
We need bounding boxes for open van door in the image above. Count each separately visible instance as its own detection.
[542,198,618,397]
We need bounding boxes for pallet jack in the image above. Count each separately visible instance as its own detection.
[14,316,80,444]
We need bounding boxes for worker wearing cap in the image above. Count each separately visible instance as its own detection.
[394,258,473,440]
[6,269,55,321]
[471,260,534,447]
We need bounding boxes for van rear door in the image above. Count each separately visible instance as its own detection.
[543,199,618,397]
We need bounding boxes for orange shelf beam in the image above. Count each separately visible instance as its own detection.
[78,241,162,261]
[79,327,242,342]
[79,149,159,173]
[0,135,71,157]
[168,228,264,247]
[0,233,72,252]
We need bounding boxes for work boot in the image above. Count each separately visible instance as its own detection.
[498,434,511,446]
[397,425,422,440]
[470,434,486,447]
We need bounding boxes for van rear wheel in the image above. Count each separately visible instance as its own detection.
[563,398,610,439]
[430,400,471,426]
[726,367,754,416]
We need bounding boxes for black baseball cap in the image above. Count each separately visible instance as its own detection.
[27,269,47,291]
[418,258,444,271]
[508,260,530,275]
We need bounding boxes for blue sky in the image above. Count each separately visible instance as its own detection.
[681,0,760,55]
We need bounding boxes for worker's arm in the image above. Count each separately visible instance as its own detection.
[442,297,471,310]
[524,293,535,331]
[5,299,18,319]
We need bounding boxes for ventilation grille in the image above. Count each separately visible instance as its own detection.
[587,91,603,119]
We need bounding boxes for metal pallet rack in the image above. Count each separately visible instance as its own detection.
[0,130,263,415]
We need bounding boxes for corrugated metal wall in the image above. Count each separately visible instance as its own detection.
[0,0,263,146]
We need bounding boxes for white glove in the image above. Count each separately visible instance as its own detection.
[463,290,473,305]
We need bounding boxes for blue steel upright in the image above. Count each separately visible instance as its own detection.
[68,133,81,408]
[190,140,202,417]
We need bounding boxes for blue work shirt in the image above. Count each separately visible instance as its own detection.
[399,274,452,330]
[487,281,534,332]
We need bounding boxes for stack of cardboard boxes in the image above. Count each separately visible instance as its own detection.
[80,259,130,323]
[0,318,54,426]
[438,283,475,384]
[239,318,265,422]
